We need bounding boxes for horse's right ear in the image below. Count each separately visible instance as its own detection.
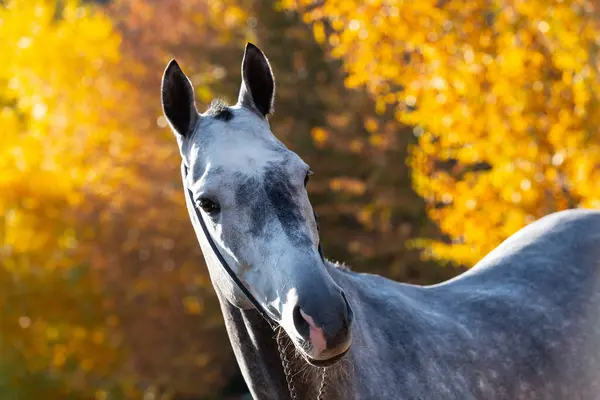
[161,60,199,137]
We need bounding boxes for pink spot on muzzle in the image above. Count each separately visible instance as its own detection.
[299,309,327,355]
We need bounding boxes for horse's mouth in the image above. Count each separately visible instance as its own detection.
[303,346,350,367]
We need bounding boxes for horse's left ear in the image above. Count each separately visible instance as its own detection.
[237,43,275,117]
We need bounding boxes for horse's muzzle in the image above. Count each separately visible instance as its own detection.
[292,289,354,364]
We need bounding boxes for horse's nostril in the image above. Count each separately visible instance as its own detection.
[293,305,309,338]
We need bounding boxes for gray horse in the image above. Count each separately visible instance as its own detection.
[161,43,600,399]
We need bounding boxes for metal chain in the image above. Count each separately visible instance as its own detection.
[276,330,298,400]
[317,367,328,400]
[275,330,328,400]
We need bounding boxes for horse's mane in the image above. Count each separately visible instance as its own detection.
[205,98,233,121]
[326,259,353,273]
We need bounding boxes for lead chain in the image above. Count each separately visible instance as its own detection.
[275,330,328,400]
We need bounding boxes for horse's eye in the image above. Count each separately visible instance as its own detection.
[304,170,313,187]
[197,198,220,214]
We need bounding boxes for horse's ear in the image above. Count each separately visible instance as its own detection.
[237,43,275,117]
[161,59,199,137]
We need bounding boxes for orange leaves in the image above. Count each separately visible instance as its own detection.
[0,0,131,397]
[499,48,527,78]
[312,21,326,44]
[182,296,205,315]
[329,177,367,195]
[286,0,600,266]
[311,126,329,146]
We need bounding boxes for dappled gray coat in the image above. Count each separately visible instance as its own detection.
[162,42,600,400]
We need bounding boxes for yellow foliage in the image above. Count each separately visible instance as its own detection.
[286,0,600,266]
[182,296,204,315]
[0,0,132,395]
[311,126,329,146]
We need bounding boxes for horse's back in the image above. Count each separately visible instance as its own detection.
[438,208,600,339]
[451,208,600,286]
[435,208,600,398]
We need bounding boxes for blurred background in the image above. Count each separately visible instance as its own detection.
[1,0,599,398]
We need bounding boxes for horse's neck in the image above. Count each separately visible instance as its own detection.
[217,294,286,399]
[218,291,324,399]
